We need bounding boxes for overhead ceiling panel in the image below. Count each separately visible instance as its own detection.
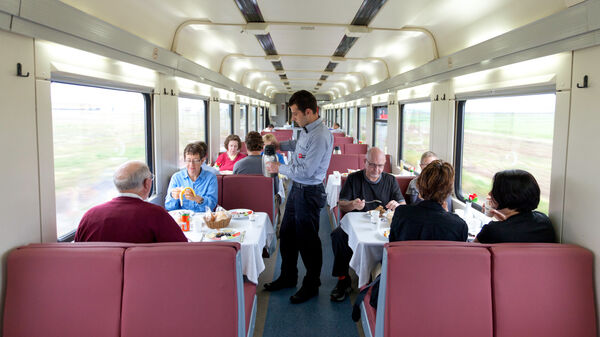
[269,26,346,56]
[280,56,329,71]
[59,0,247,48]
[259,0,364,24]
[369,0,566,56]
[177,28,265,71]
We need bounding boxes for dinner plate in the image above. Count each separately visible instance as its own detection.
[168,209,195,219]
[229,208,253,219]
[204,228,244,242]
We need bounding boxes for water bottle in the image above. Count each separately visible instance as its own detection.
[262,145,277,178]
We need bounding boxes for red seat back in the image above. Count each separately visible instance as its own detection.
[343,143,368,154]
[273,130,292,141]
[491,244,596,337]
[333,132,346,137]
[379,242,493,337]
[384,154,392,173]
[395,176,413,196]
[334,137,354,147]
[3,245,125,337]
[327,154,361,176]
[121,243,245,337]
[240,142,247,154]
[216,175,224,206]
[221,175,275,223]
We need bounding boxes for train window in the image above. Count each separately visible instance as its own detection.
[399,102,431,169]
[178,97,207,166]
[219,103,233,151]
[358,106,367,143]
[373,106,388,151]
[348,107,355,136]
[342,108,348,133]
[455,93,555,214]
[249,106,257,131]
[239,104,248,139]
[51,82,150,238]
[258,107,264,130]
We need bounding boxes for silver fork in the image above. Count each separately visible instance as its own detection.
[364,200,382,204]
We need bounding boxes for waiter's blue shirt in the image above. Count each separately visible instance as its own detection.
[279,118,333,185]
[165,168,218,211]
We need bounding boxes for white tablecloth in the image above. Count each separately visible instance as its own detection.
[325,174,342,207]
[184,212,275,284]
[340,212,388,288]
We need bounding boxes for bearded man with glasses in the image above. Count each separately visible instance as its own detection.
[329,147,406,302]
[165,141,218,212]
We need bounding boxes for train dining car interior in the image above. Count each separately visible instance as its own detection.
[1,0,600,336]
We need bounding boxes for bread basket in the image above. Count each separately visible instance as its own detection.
[204,211,232,229]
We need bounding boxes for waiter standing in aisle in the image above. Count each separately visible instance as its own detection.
[264,90,333,304]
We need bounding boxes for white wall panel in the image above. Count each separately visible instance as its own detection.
[0,30,41,328]
[35,79,57,243]
[0,0,19,15]
[563,45,600,325]
[0,11,11,30]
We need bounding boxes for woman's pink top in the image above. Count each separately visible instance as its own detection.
[215,152,246,171]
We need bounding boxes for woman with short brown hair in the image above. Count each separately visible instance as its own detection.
[389,160,467,242]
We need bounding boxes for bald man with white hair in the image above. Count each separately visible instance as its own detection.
[75,161,187,243]
[329,147,406,302]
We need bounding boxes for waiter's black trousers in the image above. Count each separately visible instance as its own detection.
[279,183,326,288]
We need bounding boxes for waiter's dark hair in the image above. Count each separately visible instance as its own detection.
[416,160,454,204]
[289,90,317,114]
[491,169,540,213]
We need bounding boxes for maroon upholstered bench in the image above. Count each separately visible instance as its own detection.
[360,241,596,337]
[3,242,257,337]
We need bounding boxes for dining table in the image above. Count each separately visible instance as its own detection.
[339,211,388,288]
[181,211,276,284]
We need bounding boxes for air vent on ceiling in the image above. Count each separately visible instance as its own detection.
[320,75,328,81]
[316,82,322,86]
[351,0,387,26]
[324,62,338,72]
[272,61,284,71]
[283,81,290,86]
[256,34,278,55]
[279,74,288,80]
[300,26,315,30]
[333,36,358,57]
[234,0,265,22]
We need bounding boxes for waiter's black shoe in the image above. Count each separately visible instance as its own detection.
[330,277,352,302]
[290,286,318,304]
[264,277,296,291]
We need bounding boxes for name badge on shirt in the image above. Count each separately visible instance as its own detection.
[298,153,305,159]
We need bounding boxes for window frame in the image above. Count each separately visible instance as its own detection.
[398,99,431,168]
[240,104,249,137]
[453,88,556,210]
[51,81,154,242]
[357,106,367,144]
[178,93,209,145]
[372,104,388,149]
[348,107,355,137]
